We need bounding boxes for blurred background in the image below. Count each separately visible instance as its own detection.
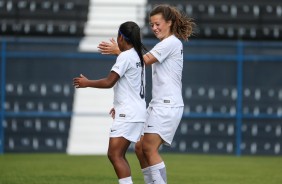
[0,0,281,156]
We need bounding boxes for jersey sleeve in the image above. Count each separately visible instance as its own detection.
[111,52,129,77]
[150,38,172,63]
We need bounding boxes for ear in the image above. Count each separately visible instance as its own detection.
[167,20,172,27]
[117,34,123,42]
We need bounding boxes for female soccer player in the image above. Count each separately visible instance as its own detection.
[73,21,147,184]
[98,4,194,184]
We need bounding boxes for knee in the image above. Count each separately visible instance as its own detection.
[135,141,143,156]
[107,150,120,163]
[107,151,114,162]
[142,141,159,158]
[141,143,151,157]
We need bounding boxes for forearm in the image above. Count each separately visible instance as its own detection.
[143,53,158,66]
[86,78,114,88]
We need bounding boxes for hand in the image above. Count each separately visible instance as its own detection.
[73,74,89,88]
[109,108,115,119]
[97,38,121,55]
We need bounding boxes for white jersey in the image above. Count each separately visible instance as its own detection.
[149,35,184,107]
[111,48,146,122]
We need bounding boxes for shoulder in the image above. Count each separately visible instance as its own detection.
[116,49,138,66]
[118,48,136,58]
[157,35,182,48]
[117,50,127,59]
[168,35,182,45]
[116,50,129,63]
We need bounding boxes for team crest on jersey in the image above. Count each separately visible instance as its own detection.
[119,114,126,117]
[164,100,170,103]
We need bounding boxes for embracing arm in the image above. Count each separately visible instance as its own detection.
[73,72,120,89]
[143,52,158,66]
[97,38,159,65]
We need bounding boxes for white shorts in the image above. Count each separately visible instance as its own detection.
[109,121,144,143]
[143,106,184,146]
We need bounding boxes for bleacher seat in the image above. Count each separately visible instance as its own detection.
[4,81,73,153]
[5,82,73,113]
[5,135,68,152]
[241,140,281,155]
[160,118,282,154]
[183,85,237,115]
[4,117,70,152]
[0,0,89,37]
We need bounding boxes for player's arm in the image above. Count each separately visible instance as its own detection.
[73,72,119,88]
[97,38,121,56]
[143,52,158,66]
[98,39,159,65]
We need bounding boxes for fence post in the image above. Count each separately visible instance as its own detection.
[0,40,6,154]
[236,41,244,156]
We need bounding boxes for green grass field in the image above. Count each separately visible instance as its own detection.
[0,153,282,184]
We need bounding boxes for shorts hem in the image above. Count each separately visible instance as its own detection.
[109,135,139,143]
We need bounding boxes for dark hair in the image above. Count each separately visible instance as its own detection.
[118,21,147,98]
[150,4,195,41]
[118,21,147,68]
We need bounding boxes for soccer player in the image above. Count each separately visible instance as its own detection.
[73,21,147,184]
[98,4,194,184]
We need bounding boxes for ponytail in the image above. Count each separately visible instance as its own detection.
[118,21,147,98]
[118,21,147,67]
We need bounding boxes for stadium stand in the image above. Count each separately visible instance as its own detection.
[143,0,282,40]
[0,36,118,153]
[0,0,282,155]
[0,0,89,36]
[2,41,75,152]
[4,117,70,152]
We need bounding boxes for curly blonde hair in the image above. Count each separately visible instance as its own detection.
[150,4,195,41]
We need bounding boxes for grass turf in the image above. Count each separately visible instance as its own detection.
[0,153,282,184]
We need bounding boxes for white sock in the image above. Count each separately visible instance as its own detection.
[142,167,153,184]
[118,176,133,184]
[150,162,167,184]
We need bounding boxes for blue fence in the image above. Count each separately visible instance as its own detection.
[1,37,282,155]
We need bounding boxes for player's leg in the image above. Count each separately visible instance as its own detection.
[107,137,133,184]
[135,136,153,184]
[142,133,163,165]
[135,107,157,184]
[135,136,149,168]
[140,106,184,184]
[142,133,167,184]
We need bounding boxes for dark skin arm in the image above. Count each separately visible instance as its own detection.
[73,72,120,89]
